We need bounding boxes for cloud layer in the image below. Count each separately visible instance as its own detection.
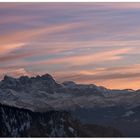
[1,3,140,89]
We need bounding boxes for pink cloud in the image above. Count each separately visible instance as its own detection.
[32,47,132,67]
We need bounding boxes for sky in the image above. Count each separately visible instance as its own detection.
[1,3,140,89]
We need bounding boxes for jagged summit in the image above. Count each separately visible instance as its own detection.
[2,73,55,82]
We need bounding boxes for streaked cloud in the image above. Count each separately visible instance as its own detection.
[32,47,132,67]
[0,22,83,44]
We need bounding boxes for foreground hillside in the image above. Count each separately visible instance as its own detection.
[0,104,122,137]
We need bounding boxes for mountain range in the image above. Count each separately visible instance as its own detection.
[0,73,140,137]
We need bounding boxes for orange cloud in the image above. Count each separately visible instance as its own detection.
[0,43,25,54]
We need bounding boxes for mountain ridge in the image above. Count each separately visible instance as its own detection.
[1,73,135,91]
[0,73,139,112]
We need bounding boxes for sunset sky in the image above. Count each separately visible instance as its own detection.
[1,3,140,89]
